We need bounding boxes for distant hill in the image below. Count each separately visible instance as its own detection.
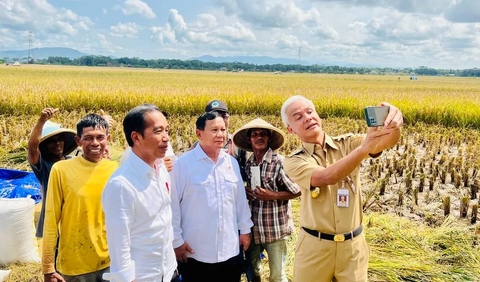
[1,47,87,60]
[191,55,309,65]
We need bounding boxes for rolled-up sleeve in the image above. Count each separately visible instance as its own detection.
[170,161,185,249]
[102,179,135,282]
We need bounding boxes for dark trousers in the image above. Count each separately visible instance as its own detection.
[181,256,243,282]
[59,267,110,282]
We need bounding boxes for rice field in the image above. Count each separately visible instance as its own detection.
[1,65,480,281]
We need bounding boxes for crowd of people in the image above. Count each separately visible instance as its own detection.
[30,96,403,282]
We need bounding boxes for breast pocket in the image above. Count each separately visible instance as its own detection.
[189,174,214,199]
[223,173,238,201]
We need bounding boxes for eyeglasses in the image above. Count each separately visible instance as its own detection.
[250,131,269,138]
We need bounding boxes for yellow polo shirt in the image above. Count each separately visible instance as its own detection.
[42,156,118,275]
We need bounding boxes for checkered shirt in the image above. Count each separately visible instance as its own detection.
[246,148,300,244]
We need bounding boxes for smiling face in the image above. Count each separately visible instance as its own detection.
[45,134,65,158]
[134,111,170,162]
[285,99,323,142]
[249,129,269,152]
[76,126,109,163]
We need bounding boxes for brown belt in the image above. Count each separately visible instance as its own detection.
[302,225,363,242]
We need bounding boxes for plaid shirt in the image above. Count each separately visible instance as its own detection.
[246,148,300,244]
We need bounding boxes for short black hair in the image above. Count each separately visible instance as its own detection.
[123,104,162,147]
[77,114,109,137]
[196,111,222,131]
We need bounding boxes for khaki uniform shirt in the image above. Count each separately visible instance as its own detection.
[284,133,364,235]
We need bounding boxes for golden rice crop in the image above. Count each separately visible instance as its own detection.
[1,65,480,128]
[2,65,480,281]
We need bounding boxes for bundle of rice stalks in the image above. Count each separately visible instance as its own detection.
[366,213,480,282]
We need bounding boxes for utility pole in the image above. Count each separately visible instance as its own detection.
[298,47,302,65]
[28,31,34,64]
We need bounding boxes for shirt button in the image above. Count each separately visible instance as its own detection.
[219,229,223,232]
[336,220,340,223]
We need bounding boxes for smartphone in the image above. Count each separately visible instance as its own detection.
[364,106,390,127]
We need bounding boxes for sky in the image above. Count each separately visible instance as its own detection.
[1,0,480,68]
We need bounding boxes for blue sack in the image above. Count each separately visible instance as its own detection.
[0,169,41,204]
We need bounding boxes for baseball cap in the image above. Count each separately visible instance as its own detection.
[205,100,228,113]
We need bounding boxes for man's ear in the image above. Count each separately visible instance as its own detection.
[75,135,81,146]
[106,134,111,142]
[196,129,202,140]
[131,131,140,146]
[287,126,295,135]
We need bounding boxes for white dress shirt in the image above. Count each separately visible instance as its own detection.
[170,144,253,264]
[102,150,177,282]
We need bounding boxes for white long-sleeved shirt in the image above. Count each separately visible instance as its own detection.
[170,144,253,264]
[102,150,176,282]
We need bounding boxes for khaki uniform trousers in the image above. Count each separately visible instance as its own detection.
[293,228,369,282]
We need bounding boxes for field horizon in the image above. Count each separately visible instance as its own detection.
[1,65,480,281]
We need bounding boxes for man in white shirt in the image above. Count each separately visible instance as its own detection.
[170,111,253,282]
[102,104,178,282]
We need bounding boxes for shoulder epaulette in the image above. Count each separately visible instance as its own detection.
[333,133,354,140]
[288,148,304,157]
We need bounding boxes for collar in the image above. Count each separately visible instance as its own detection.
[194,143,228,161]
[128,149,163,178]
[248,147,274,164]
[301,133,339,155]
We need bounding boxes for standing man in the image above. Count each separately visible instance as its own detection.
[29,108,113,238]
[42,114,118,282]
[232,118,301,282]
[171,111,253,282]
[28,108,77,238]
[281,95,403,282]
[190,100,249,180]
[102,104,177,282]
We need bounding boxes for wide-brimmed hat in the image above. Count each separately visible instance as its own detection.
[233,118,285,152]
[39,121,77,156]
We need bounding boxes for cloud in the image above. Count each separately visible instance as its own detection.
[110,22,143,38]
[216,0,321,28]
[312,24,339,40]
[0,0,93,36]
[445,0,480,23]
[312,0,454,15]
[274,34,308,49]
[120,0,156,20]
[96,34,122,54]
[151,9,256,46]
[192,14,218,31]
[214,22,255,42]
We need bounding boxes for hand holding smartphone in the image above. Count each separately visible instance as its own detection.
[364,106,390,127]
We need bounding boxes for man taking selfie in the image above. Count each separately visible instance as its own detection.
[281,95,403,282]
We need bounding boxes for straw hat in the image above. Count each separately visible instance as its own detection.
[233,118,286,152]
[39,121,77,156]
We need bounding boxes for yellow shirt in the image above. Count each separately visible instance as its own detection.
[42,156,118,275]
[284,133,365,234]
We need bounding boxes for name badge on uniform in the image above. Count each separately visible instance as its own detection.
[337,181,349,208]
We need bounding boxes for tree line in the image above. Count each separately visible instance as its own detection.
[12,56,480,77]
